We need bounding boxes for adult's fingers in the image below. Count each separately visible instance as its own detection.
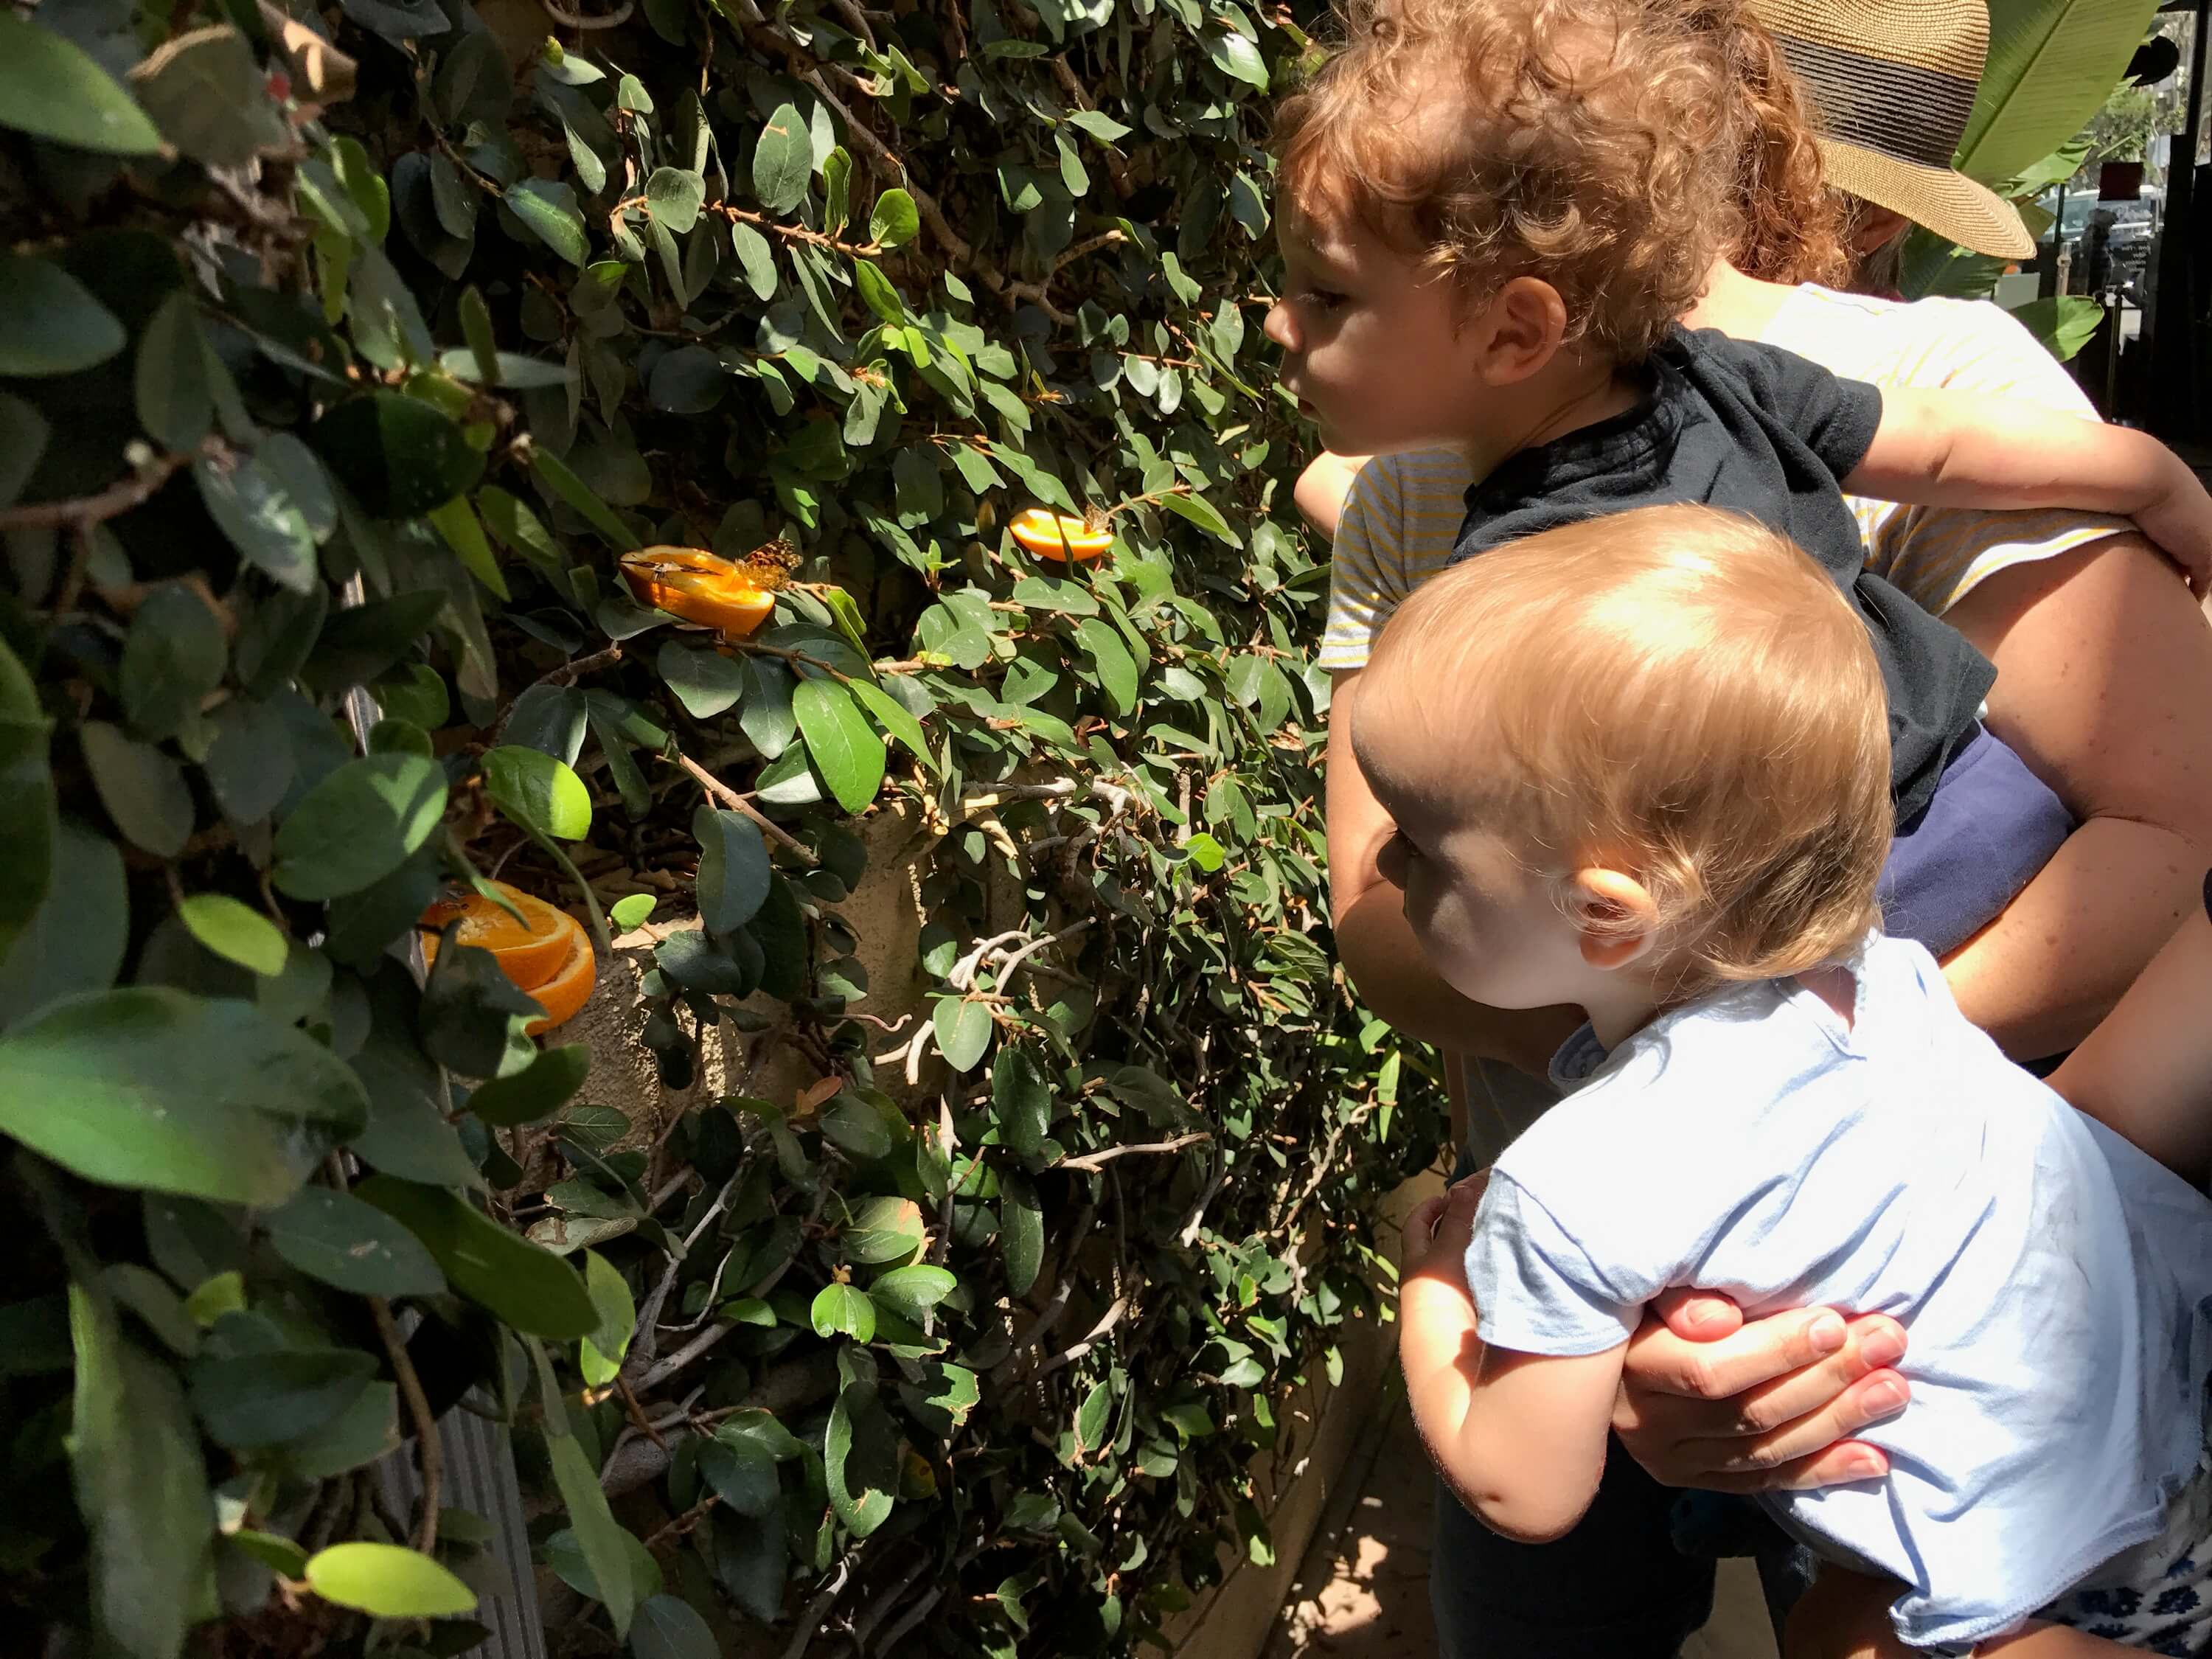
[1653,1286,1745,1343]
[1666,1365,1910,1481]
[1623,1304,1854,1402]
[1689,1439,1891,1496]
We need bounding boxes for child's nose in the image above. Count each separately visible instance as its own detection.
[1376,835,1408,888]
[1262,300,1299,354]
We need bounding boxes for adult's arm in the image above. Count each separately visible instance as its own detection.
[1326,670,1579,1076]
[1938,534,2212,1057]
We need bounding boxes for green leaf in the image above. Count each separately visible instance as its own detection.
[312,392,485,519]
[532,445,639,550]
[229,1529,310,1579]
[869,1263,956,1321]
[274,753,448,900]
[1074,618,1138,717]
[852,259,906,326]
[68,1282,214,1659]
[1001,1171,1043,1296]
[0,818,126,1030]
[135,290,214,452]
[697,1436,780,1517]
[0,13,164,153]
[847,676,936,773]
[305,1542,478,1618]
[427,495,510,601]
[869,187,920,248]
[119,582,226,744]
[933,998,992,1074]
[483,744,591,840]
[647,166,706,233]
[1158,489,1238,544]
[189,1346,378,1447]
[731,220,779,299]
[633,1594,718,1659]
[1075,1377,1110,1452]
[195,454,318,592]
[992,1046,1052,1159]
[177,894,287,976]
[578,1247,633,1386]
[792,677,885,813]
[265,1186,447,1297]
[547,1419,639,1635]
[355,1176,598,1336]
[1183,831,1225,873]
[129,24,291,170]
[843,1194,924,1263]
[2008,293,2107,361]
[752,102,813,214]
[0,253,125,376]
[824,1382,896,1537]
[0,989,367,1203]
[717,1408,805,1459]
[694,804,772,933]
[810,1280,877,1342]
[466,1043,591,1126]
[0,637,56,964]
[1958,0,2160,186]
[1205,28,1270,89]
[509,177,590,265]
[611,893,655,930]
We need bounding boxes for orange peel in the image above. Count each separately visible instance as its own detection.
[619,546,777,639]
[1009,507,1110,563]
[420,880,597,1036]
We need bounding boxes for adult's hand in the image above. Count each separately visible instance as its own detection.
[1611,1290,1910,1491]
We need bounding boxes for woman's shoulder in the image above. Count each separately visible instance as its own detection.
[1764,285,2087,408]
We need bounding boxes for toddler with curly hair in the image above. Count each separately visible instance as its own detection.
[1265,0,2212,921]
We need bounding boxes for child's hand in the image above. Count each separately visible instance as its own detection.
[2129,451,2212,598]
[1402,1170,1490,1285]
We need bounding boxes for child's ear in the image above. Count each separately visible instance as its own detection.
[1566,867,1658,970]
[1471,276,1569,386]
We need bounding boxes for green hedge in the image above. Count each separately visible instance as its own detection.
[0,0,1442,1652]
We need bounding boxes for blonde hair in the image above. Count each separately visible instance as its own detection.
[1354,504,1893,990]
[1272,0,1855,354]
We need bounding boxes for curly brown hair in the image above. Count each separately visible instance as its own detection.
[1273,0,1853,356]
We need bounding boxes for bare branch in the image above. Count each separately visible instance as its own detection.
[1054,1131,1209,1174]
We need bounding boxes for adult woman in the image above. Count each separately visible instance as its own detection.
[1302,0,2212,1652]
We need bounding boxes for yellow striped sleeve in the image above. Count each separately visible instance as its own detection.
[1319,452,1475,671]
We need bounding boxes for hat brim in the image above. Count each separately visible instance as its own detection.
[1818,137,2037,262]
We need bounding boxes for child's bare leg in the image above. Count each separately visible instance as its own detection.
[1784,1567,2141,1659]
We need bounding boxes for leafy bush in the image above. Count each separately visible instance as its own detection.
[0,0,1440,1653]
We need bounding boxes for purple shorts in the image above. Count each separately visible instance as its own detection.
[1879,725,2074,959]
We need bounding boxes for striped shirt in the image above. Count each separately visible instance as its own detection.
[1318,285,2131,672]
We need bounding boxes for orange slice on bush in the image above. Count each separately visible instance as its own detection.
[419,880,597,1035]
[1009,507,1110,563]
[619,546,776,639]
[518,933,597,1035]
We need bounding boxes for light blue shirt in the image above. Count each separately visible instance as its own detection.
[1467,935,2212,1650]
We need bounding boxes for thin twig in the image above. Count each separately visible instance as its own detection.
[799,69,973,268]
[779,1557,854,1659]
[369,1296,442,1554]
[873,1585,943,1654]
[1029,1289,1135,1380]
[670,751,818,863]
[986,919,1093,989]
[538,0,634,27]
[489,644,622,742]
[1054,1131,1209,1174]
[1,447,198,538]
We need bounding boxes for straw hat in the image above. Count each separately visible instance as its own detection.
[1748,0,2037,260]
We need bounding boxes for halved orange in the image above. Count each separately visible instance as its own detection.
[518,933,596,1035]
[1009,507,1110,563]
[419,880,597,1035]
[620,547,776,639]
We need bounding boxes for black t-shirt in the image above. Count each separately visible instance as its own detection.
[1453,326,1996,825]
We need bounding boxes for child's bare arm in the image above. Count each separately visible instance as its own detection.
[1293,451,1369,539]
[2049,891,2212,1185]
[1844,389,2212,597]
[1399,1178,1622,1543]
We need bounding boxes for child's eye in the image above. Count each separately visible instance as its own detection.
[1298,285,1347,313]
